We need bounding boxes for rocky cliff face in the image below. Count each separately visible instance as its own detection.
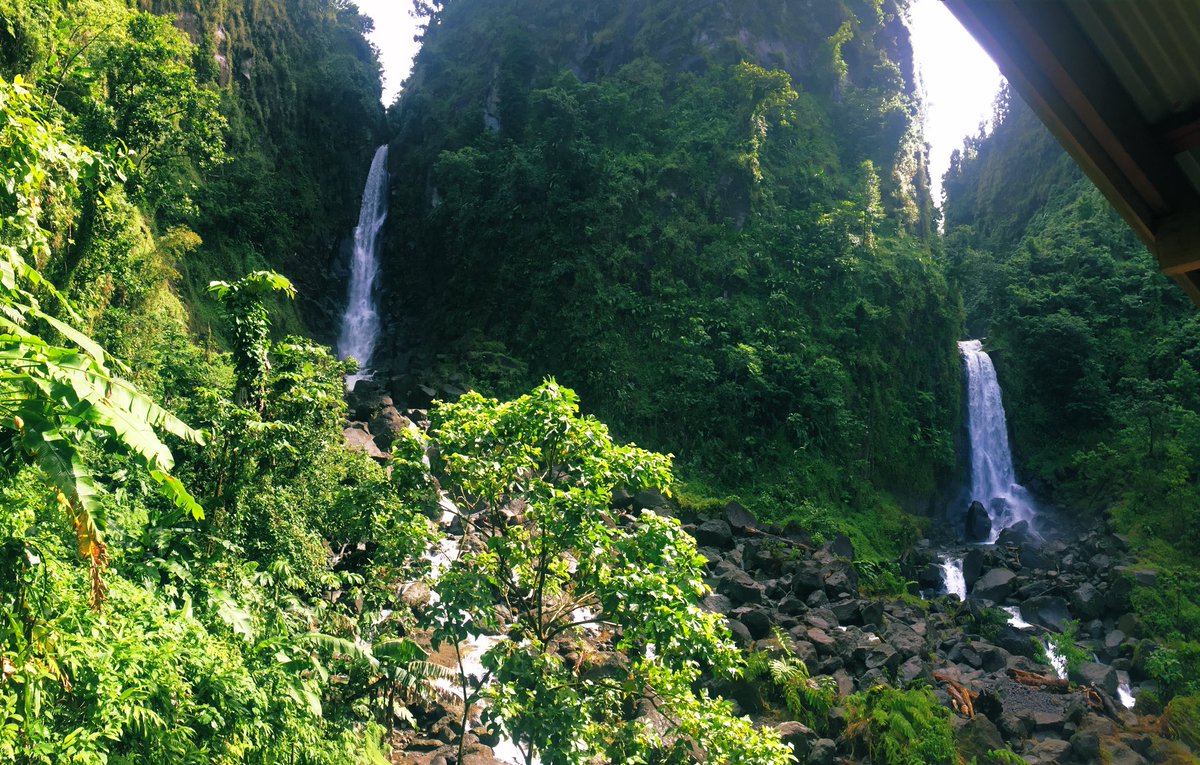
[379,0,961,520]
[141,0,387,335]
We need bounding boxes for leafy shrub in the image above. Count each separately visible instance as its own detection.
[1164,695,1200,751]
[744,631,838,730]
[844,685,956,765]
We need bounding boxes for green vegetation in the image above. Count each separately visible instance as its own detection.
[744,630,838,730]
[387,0,962,564]
[843,684,956,765]
[943,88,1200,695]
[429,382,790,764]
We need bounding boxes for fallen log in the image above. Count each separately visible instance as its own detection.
[1006,668,1069,690]
[934,671,978,718]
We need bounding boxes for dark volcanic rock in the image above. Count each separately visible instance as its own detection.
[952,714,1004,764]
[719,569,765,605]
[694,519,735,549]
[774,721,813,760]
[1020,595,1072,632]
[962,548,984,589]
[1071,661,1118,696]
[965,500,992,542]
[1071,581,1106,620]
[971,567,1016,601]
[723,502,760,534]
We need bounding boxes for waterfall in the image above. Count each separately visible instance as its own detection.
[959,340,1036,541]
[940,557,966,600]
[338,145,389,385]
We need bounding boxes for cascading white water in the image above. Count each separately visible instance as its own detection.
[339,145,389,386]
[940,557,967,601]
[959,340,1037,542]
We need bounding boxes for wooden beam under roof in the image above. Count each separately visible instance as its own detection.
[943,0,1200,302]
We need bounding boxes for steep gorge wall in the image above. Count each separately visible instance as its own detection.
[141,0,388,335]
[380,0,962,533]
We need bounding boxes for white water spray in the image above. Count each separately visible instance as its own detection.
[940,557,967,600]
[339,145,389,385]
[959,340,1037,541]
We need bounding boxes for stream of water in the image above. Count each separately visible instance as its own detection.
[339,145,389,387]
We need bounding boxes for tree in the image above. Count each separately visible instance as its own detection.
[427,381,792,765]
[0,75,202,606]
[207,270,296,412]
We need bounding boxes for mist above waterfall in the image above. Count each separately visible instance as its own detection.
[959,340,1037,541]
[339,145,390,385]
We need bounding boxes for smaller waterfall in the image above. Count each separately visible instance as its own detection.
[940,557,967,600]
[338,145,389,385]
[1002,608,1067,679]
[959,340,1037,541]
[1118,682,1136,709]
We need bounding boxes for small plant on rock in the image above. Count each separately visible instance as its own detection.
[744,629,838,730]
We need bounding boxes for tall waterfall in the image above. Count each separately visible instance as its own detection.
[338,145,389,384]
[959,340,1036,541]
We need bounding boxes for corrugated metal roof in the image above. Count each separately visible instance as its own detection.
[1068,0,1200,124]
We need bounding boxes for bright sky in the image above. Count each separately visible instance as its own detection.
[908,0,1004,205]
[353,0,422,104]
[353,0,1004,206]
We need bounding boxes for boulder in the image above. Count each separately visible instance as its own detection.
[952,714,1004,765]
[828,534,855,561]
[1020,595,1072,632]
[736,608,773,640]
[1026,738,1072,765]
[1071,581,1106,620]
[726,618,752,648]
[790,560,826,596]
[343,425,389,461]
[807,738,837,765]
[1070,714,1117,762]
[693,519,735,549]
[1071,661,1119,696]
[823,562,859,598]
[1133,569,1158,587]
[1107,576,1134,612]
[719,569,765,605]
[971,568,1016,602]
[964,500,992,542]
[370,406,413,449]
[774,721,813,761]
[962,548,984,589]
[996,519,1034,547]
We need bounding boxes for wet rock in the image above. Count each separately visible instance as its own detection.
[1071,581,1105,620]
[1071,662,1118,696]
[964,500,992,542]
[962,548,984,589]
[1020,595,1072,632]
[996,519,1034,547]
[972,567,1016,601]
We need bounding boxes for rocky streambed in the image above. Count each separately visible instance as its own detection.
[342,383,1185,764]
